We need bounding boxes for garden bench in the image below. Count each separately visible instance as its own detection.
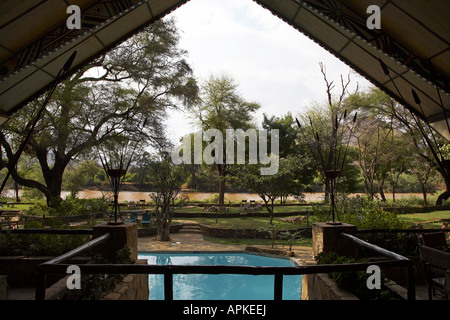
[127,201,137,209]
[204,206,228,213]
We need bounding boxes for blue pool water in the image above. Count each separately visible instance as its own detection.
[138,252,302,300]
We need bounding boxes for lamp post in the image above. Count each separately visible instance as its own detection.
[97,117,147,224]
[106,168,127,225]
[98,147,129,225]
[296,110,357,224]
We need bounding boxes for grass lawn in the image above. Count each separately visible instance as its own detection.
[398,210,450,227]
[0,203,34,211]
[173,216,308,229]
[175,205,311,214]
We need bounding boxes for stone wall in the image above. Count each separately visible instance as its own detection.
[301,272,358,300]
[312,222,357,258]
[200,224,312,238]
[40,259,149,300]
[303,222,360,300]
[102,259,149,300]
[137,223,183,237]
[93,223,138,262]
[381,205,450,214]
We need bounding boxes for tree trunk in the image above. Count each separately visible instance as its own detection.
[217,164,226,205]
[436,190,450,205]
[157,222,171,241]
[378,181,386,202]
[436,172,450,205]
[156,215,171,241]
[43,163,65,207]
[422,191,428,206]
[218,178,225,205]
[270,198,275,224]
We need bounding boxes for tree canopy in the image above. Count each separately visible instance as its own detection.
[0,18,198,206]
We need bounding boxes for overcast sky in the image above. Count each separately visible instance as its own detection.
[165,0,372,144]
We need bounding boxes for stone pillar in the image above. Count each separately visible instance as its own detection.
[312,222,358,258]
[92,223,138,263]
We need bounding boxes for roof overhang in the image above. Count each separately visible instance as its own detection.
[1,0,449,139]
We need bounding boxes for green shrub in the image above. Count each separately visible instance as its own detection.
[23,202,48,216]
[314,252,401,300]
[0,220,91,256]
[207,193,220,203]
[311,196,416,256]
[24,197,108,217]
[63,247,135,300]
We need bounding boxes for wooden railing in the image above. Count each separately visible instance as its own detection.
[3,227,428,300]
[340,232,416,300]
[36,259,414,300]
[35,232,110,300]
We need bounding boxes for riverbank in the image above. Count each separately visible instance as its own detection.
[4,189,435,203]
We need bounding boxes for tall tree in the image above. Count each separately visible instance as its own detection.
[0,18,198,207]
[148,158,186,241]
[347,87,447,204]
[298,63,358,204]
[192,73,260,205]
[228,155,314,223]
[262,112,299,158]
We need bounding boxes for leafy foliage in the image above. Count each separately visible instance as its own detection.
[63,247,135,300]
[0,220,91,256]
[228,155,315,221]
[0,18,198,206]
[314,252,401,300]
[24,197,108,217]
[148,159,186,241]
[312,196,416,255]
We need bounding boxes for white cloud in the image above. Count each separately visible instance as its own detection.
[164,0,371,144]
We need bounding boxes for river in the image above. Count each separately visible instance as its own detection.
[5,189,427,203]
[63,190,425,203]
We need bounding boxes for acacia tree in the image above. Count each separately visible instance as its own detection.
[298,63,359,203]
[192,73,260,205]
[62,160,102,198]
[354,119,393,199]
[148,159,186,241]
[0,18,198,207]
[348,87,447,204]
[383,137,413,202]
[228,155,315,223]
[262,112,299,159]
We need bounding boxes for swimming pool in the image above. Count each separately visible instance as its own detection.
[138,252,302,300]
